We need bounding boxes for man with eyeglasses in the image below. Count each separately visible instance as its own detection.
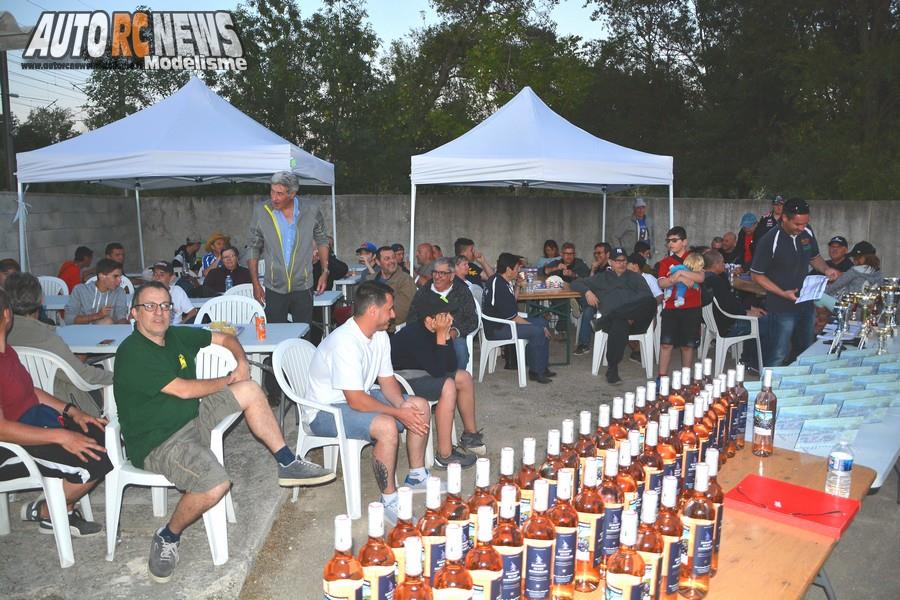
[113,282,335,582]
[371,246,416,332]
[657,227,706,378]
[573,242,613,355]
[544,242,590,282]
[406,257,479,370]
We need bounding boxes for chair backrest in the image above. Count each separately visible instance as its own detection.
[196,345,237,379]
[16,346,106,401]
[224,283,255,298]
[701,302,720,336]
[38,275,68,297]
[469,283,483,307]
[272,338,317,401]
[195,295,264,325]
[85,274,134,294]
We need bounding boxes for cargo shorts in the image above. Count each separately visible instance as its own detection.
[144,388,241,493]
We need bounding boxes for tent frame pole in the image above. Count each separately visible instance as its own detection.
[17,179,26,270]
[135,188,145,271]
[330,185,337,254]
[409,184,417,263]
[602,188,608,241]
[668,184,674,228]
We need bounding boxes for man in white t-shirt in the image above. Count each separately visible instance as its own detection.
[151,261,197,324]
[307,281,431,523]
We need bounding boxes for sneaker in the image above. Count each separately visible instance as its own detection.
[459,430,486,456]
[573,344,590,356]
[149,529,181,583]
[433,447,477,470]
[21,499,52,534]
[606,369,622,385]
[528,371,552,384]
[403,471,447,493]
[543,369,558,378]
[66,508,102,537]
[382,497,400,527]
[629,351,643,364]
[278,457,337,486]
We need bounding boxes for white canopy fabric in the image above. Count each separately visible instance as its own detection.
[409,86,674,251]
[14,77,336,269]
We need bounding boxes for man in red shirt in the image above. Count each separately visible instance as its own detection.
[57,246,93,292]
[657,226,705,377]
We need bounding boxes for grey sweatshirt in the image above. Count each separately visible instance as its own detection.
[64,280,130,324]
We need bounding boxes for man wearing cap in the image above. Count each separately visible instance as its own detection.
[247,172,331,326]
[414,242,436,287]
[571,247,656,384]
[750,195,784,257]
[735,212,759,268]
[751,198,841,367]
[390,243,410,273]
[357,242,380,279]
[615,197,654,257]
[173,238,202,278]
[371,246,416,331]
[201,233,230,278]
[482,253,554,383]
[150,262,197,324]
[826,236,853,272]
[391,293,486,469]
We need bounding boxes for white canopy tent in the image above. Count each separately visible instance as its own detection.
[409,86,674,253]
[14,76,336,271]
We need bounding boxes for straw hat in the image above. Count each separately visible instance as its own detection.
[205,232,230,251]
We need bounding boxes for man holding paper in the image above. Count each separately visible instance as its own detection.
[750,197,840,367]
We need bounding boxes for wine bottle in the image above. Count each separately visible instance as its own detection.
[702,358,713,386]
[433,522,473,599]
[516,437,540,527]
[657,414,680,486]
[624,430,646,514]
[598,447,624,576]
[703,449,724,578]
[615,438,640,515]
[359,502,397,600]
[548,468,578,598]
[396,537,433,600]
[465,505,503,599]
[492,485,524,600]
[687,363,704,404]
[638,421,664,499]
[442,464,472,560]
[713,375,731,464]
[419,476,449,585]
[491,447,521,525]
[636,490,664,600]
[692,393,711,465]
[522,479,556,599]
[540,429,564,507]
[752,369,777,457]
[560,419,580,495]
[668,370,686,420]
[468,458,498,551]
[724,369,740,459]
[388,487,421,586]
[658,476,683,600]
[324,514,365,599]
[594,404,616,481]
[573,456,603,598]
[678,464,714,599]
[574,410,597,497]
[733,364,749,450]
[623,392,637,431]
[680,367,693,403]
[608,397,629,447]
[604,510,645,599]
[678,404,699,494]
[633,386,649,452]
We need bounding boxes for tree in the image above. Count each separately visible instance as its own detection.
[15,106,77,152]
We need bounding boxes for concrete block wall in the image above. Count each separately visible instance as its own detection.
[2,191,897,277]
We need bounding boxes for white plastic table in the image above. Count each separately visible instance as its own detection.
[189,290,342,336]
[332,273,363,303]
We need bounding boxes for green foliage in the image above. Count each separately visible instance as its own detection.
[15,106,76,152]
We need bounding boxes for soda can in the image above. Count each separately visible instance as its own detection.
[255,315,266,340]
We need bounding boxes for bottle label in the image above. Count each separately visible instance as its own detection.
[738,400,748,437]
[753,408,774,437]
[544,478,558,508]
[469,514,499,548]
[449,519,472,558]
[519,491,533,527]
[469,569,502,600]
[434,589,474,599]
[828,455,853,472]
[681,447,698,491]
[324,578,364,600]
[578,457,590,494]
[553,526,577,585]
[594,451,606,482]
[362,565,396,600]
[600,503,623,561]
[423,535,447,584]
[393,548,406,586]
[662,458,677,481]
[523,538,554,598]
[713,503,723,553]
[604,572,643,600]
[729,405,740,442]
[697,436,708,464]
[494,545,523,599]
[636,550,662,600]
[623,490,641,516]
[680,516,714,577]
[716,418,726,449]
[661,534,682,595]
[643,468,662,498]
[576,511,603,563]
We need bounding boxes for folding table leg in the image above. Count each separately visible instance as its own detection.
[813,568,837,600]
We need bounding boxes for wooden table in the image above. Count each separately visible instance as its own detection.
[732,275,766,296]
[710,448,875,599]
[517,286,583,365]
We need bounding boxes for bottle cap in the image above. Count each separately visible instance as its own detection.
[684,403,695,426]
[672,370,682,390]
[579,410,592,435]
[334,514,353,552]
[445,522,463,560]
[636,386,647,407]
[604,448,619,477]
[628,430,641,456]
[398,487,413,521]
[404,537,423,576]
[704,358,712,376]
[645,421,659,447]
[618,439,631,466]
[694,362,703,381]
[647,380,657,399]
[694,462,710,492]
[500,447,515,476]
[620,510,638,545]
[598,404,611,428]
[659,414,670,438]
[582,456,598,488]
[727,369,736,388]
[681,367,691,387]
[694,397,705,419]
[713,378,721,397]
[426,476,442,510]
[367,502,384,538]
[660,376,670,395]
[500,485,517,519]
[668,406,680,430]
[763,368,774,388]
[705,448,719,477]
[448,462,462,494]
[562,419,575,444]
[533,479,550,512]
[641,490,659,524]
[523,437,536,466]
[557,468,574,500]
[624,392,635,414]
[476,457,491,488]
[736,363,746,382]
[612,396,624,419]
[477,505,494,542]
[661,476,678,508]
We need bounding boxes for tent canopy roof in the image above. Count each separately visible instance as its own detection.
[410,86,672,192]
[16,77,334,189]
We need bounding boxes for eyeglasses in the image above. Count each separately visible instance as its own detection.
[562,251,575,255]
[666,237,683,244]
[136,302,174,313]
[432,270,452,276]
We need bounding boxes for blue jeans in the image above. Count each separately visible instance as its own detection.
[307,389,407,442]
[761,302,815,367]
[487,316,549,375]
[725,320,758,367]
[452,336,469,370]
[578,305,596,347]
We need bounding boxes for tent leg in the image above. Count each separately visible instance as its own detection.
[668,184,674,228]
[135,188,145,271]
[331,185,337,255]
[17,180,26,271]
[602,190,607,241]
[409,184,416,263]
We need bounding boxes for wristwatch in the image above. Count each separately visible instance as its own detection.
[63,403,75,418]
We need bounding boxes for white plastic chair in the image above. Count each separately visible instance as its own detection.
[194,295,264,325]
[653,303,663,362]
[700,297,763,377]
[38,275,69,297]
[478,311,529,388]
[464,300,483,376]
[224,283,255,299]
[85,274,134,295]
[591,316,655,379]
[272,338,368,519]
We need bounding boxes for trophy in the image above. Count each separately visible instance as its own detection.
[857,288,880,349]
[879,277,898,336]
[828,299,852,356]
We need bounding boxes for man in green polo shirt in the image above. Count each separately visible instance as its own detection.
[114,281,334,583]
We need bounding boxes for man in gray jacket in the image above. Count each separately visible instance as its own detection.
[570,247,656,384]
[6,272,112,415]
[614,197,654,258]
[246,172,331,325]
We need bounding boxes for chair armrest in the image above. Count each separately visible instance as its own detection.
[0,442,42,480]
[393,373,415,395]
[714,298,759,321]
[480,314,518,340]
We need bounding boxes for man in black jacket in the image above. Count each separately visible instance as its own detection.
[570,247,656,384]
[392,294,485,469]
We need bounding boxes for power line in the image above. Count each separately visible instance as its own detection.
[24,0,48,11]
[9,73,86,101]
[10,70,89,95]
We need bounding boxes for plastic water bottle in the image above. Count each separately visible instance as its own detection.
[825,441,853,498]
[225,273,233,291]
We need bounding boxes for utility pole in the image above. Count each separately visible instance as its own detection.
[0,50,15,190]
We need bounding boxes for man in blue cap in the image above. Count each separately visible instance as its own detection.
[734,211,759,268]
